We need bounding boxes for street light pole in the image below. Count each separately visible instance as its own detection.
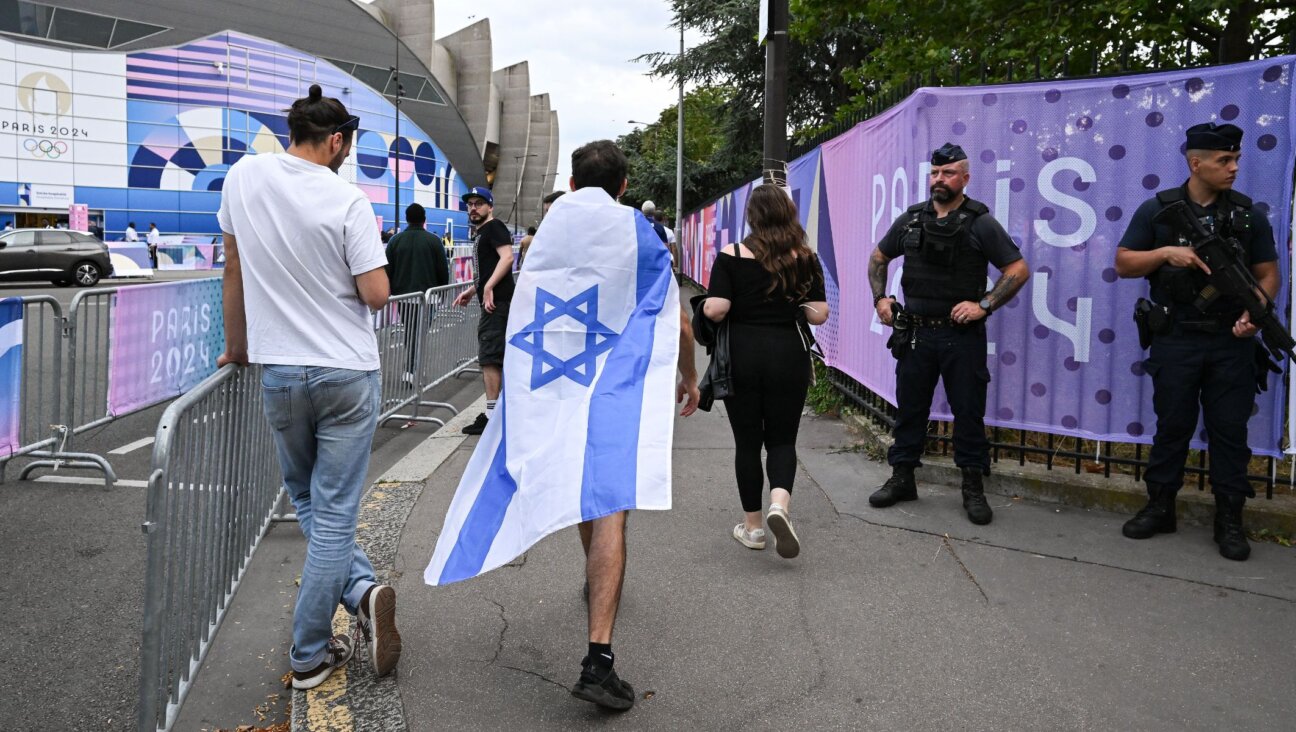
[389,64,405,234]
[762,0,789,184]
[675,15,684,237]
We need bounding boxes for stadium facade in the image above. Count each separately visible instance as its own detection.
[0,0,559,241]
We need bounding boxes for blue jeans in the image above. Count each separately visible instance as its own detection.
[262,365,380,671]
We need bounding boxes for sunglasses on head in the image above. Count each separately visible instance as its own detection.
[332,115,360,134]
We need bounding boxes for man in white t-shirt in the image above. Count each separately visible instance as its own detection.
[124,221,138,242]
[146,222,160,269]
[217,84,401,691]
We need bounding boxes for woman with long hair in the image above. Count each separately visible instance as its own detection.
[702,184,829,558]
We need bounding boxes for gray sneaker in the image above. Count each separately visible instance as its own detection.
[292,634,354,690]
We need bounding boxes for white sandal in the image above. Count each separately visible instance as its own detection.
[732,524,766,549]
[765,504,800,559]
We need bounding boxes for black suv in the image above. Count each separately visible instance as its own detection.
[0,229,113,287]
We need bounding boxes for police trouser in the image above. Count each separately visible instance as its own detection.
[887,324,990,472]
[1144,329,1256,498]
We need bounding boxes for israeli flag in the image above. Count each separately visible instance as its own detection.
[0,298,23,459]
[426,186,679,585]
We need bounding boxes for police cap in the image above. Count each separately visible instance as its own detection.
[931,143,967,166]
[1185,122,1243,152]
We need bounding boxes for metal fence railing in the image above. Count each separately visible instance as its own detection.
[0,296,63,479]
[136,363,283,732]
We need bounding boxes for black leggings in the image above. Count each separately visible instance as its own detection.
[722,322,811,512]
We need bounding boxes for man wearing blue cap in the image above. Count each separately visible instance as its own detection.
[868,143,1029,525]
[454,186,515,434]
[1114,122,1279,561]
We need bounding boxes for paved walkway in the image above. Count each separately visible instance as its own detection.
[299,384,1295,730]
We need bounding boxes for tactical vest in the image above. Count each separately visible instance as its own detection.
[899,198,990,316]
[1148,185,1255,316]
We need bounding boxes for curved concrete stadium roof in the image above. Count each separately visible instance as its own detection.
[34,0,488,186]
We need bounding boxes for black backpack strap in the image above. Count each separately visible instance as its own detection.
[960,198,990,217]
[1224,189,1253,209]
[1155,187,1185,206]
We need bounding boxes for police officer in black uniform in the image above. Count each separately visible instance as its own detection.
[868,143,1030,525]
[1114,122,1278,562]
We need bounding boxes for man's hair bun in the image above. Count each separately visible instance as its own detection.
[308,84,323,101]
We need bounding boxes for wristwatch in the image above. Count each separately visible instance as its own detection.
[873,293,890,306]
[978,297,994,314]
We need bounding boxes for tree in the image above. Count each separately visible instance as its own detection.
[793,0,1294,119]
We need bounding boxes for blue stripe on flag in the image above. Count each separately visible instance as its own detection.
[438,398,519,584]
[579,212,673,520]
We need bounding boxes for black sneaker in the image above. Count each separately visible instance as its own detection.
[357,584,402,677]
[571,656,635,711]
[461,413,489,435]
[291,634,354,690]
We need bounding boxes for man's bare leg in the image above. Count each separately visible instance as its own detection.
[571,511,635,710]
[482,364,502,401]
[585,512,625,643]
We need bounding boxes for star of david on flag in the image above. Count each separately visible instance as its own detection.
[509,286,619,389]
[426,186,680,586]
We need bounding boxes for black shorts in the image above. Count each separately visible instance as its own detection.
[477,301,510,366]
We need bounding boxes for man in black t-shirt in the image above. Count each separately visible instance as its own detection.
[454,186,515,434]
[868,143,1030,526]
[1114,122,1279,561]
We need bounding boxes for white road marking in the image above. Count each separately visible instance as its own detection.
[109,436,155,455]
[33,475,148,488]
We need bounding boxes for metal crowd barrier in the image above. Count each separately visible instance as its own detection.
[0,296,63,480]
[374,281,479,428]
[137,363,284,732]
[19,285,138,487]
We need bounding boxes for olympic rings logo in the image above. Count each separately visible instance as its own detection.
[23,138,68,159]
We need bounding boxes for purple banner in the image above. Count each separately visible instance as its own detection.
[683,57,1296,456]
[109,279,224,415]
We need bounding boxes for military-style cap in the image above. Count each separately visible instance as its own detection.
[931,143,967,165]
[1185,122,1243,151]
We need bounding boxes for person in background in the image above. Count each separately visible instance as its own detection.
[147,222,161,269]
[640,200,667,243]
[386,202,451,381]
[3,221,12,231]
[453,186,514,435]
[702,184,829,559]
[125,221,139,242]
[518,225,537,268]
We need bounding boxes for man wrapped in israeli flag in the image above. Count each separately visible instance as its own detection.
[425,140,700,711]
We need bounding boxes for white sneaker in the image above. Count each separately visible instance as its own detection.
[765,504,800,559]
[732,523,766,549]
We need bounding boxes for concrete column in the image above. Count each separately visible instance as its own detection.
[517,94,551,229]
[491,62,530,234]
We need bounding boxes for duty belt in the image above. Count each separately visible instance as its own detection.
[906,314,968,328]
[1175,316,1234,334]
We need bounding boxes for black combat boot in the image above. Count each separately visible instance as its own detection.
[1122,485,1177,539]
[869,464,917,507]
[1213,494,1251,562]
[960,467,993,525]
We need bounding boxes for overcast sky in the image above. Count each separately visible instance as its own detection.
[427,0,704,192]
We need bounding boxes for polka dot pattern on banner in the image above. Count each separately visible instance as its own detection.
[1077,116,1093,130]
[998,407,1014,420]
[1109,145,1126,160]
[1000,351,1017,366]
[1184,77,1204,93]
[1042,147,1059,162]
[1142,174,1160,190]
[1106,206,1123,221]
[1095,390,1112,405]
[1220,104,1239,121]
[1010,178,1026,192]
[923,94,939,107]
[982,93,998,106]
[1101,268,1118,283]
[1073,178,1091,192]
[1098,329,1115,344]
[1064,357,1081,372]
[1033,325,1050,339]
[1039,207,1056,221]
[952,121,967,135]
[1262,65,1282,82]
[1112,84,1129,99]
[1045,89,1061,103]
[1257,134,1277,151]
[1130,361,1146,376]
[1012,119,1028,133]
[1127,423,1145,437]
[1061,415,1079,429]
[981,149,995,163]
[1146,112,1163,127]
[1031,383,1047,397]
[1066,296,1078,312]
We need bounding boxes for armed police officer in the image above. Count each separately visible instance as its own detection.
[868,143,1029,525]
[1115,122,1279,562]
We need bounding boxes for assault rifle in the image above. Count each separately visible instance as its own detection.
[1153,200,1295,365]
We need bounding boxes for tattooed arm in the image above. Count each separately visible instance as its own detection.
[951,259,1030,322]
[870,247,896,325]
